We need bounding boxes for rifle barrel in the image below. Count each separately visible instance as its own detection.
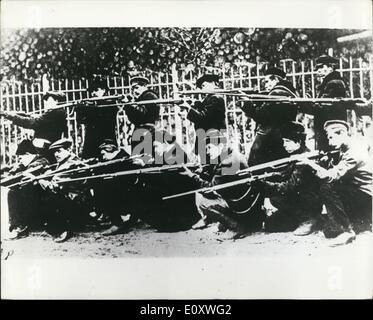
[237,151,321,176]
[177,89,257,95]
[163,172,275,200]
[238,96,369,103]
[57,163,198,184]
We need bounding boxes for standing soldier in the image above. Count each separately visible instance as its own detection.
[75,78,119,159]
[0,91,67,156]
[124,76,160,155]
[241,67,298,165]
[313,55,348,150]
[182,74,226,161]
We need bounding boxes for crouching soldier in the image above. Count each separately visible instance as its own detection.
[299,120,372,246]
[254,122,322,235]
[92,139,137,236]
[38,138,93,242]
[3,140,51,239]
[181,131,252,239]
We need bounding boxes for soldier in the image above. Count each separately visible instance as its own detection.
[38,138,92,242]
[92,139,136,236]
[254,122,322,235]
[313,55,348,150]
[181,132,253,239]
[75,78,119,159]
[0,91,67,155]
[125,76,160,154]
[300,120,372,246]
[134,129,199,232]
[241,67,298,165]
[182,74,226,160]
[4,140,51,240]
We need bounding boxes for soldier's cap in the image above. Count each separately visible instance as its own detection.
[315,55,339,70]
[98,139,118,151]
[16,139,37,155]
[264,67,286,79]
[196,74,220,89]
[130,76,149,86]
[323,120,350,132]
[43,91,66,102]
[49,138,73,151]
[280,121,307,142]
[89,77,109,92]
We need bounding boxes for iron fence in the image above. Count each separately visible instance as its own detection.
[1,56,372,166]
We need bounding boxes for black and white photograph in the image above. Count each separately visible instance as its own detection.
[1,0,372,301]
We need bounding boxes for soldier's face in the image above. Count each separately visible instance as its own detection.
[100,148,117,161]
[44,97,58,109]
[54,148,70,163]
[316,65,333,79]
[201,82,216,92]
[92,88,106,98]
[283,138,301,154]
[131,84,147,98]
[326,128,348,149]
[263,75,278,91]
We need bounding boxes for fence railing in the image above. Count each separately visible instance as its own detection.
[1,56,372,166]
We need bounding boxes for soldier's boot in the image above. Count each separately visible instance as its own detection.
[328,229,356,247]
[293,219,318,236]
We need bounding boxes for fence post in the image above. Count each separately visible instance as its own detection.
[171,63,183,147]
[41,73,50,93]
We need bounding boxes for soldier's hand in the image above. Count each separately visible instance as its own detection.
[179,165,195,178]
[22,172,35,180]
[132,158,146,167]
[38,179,51,190]
[121,95,132,103]
[0,111,15,118]
[262,197,278,216]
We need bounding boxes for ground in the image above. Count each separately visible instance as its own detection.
[1,223,372,259]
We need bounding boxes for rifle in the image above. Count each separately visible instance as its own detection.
[8,157,96,188]
[176,89,259,96]
[45,154,142,179]
[162,171,276,200]
[162,150,336,200]
[236,150,333,176]
[1,164,44,187]
[55,163,199,184]
[238,95,372,115]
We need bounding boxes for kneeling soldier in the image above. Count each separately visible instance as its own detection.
[255,122,322,235]
[300,120,372,246]
[4,140,51,239]
[181,131,251,239]
[38,138,92,242]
